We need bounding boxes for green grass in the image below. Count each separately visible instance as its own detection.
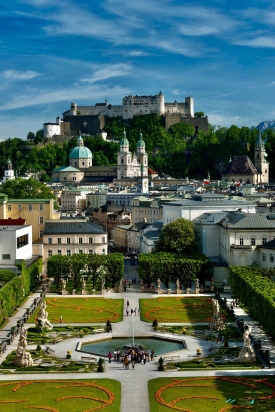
[149,376,275,411]
[27,297,124,323]
[26,325,103,344]
[0,379,120,411]
[140,297,223,323]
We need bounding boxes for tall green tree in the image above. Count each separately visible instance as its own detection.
[47,255,69,289]
[1,177,55,199]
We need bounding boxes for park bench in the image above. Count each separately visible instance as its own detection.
[81,356,97,362]
[163,355,180,362]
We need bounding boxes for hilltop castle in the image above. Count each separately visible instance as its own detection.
[43,92,208,138]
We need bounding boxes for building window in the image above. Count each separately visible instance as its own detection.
[89,249,93,254]
[39,204,44,211]
[39,230,43,237]
[39,217,44,224]
[73,176,76,181]
[262,237,267,244]
[57,238,61,244]
[8,205,12,211]
[28,205,32,211]
[82,162,84,166]
[270,254,274,263]
[239,238,244,245]
[67,250,71,256]
[121,159,124,164]
[58,250,62,255]
[67,238,71,244]
[2,254,10,260]
[79,238,83,244]
[79,250,83,254]
[17,234,29,249]
[18,205,22,211]
[251,237,256,246]
[89,238,93,243]
[48,250,52,258]
[102,237,106,243]
[48,238,52,244]
[102,249,106,254]
[262,253,266,261]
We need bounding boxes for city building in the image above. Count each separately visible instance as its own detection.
[2,159,15,183]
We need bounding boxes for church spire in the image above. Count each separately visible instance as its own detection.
[255,126,263,145]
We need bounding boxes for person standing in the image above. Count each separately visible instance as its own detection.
[107,351,112,363]
[126,308,129,316]
[60,315,63,324]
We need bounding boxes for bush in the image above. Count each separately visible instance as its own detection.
[98,357,104,372]
[158,357,165,371]
[36,344,42,351]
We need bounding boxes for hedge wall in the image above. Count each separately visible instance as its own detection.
[0,257,42,326]
[229,266,275,337]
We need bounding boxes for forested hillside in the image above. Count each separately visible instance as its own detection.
[1,115,275,181]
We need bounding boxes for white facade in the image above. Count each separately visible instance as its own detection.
[60,189,87,212]
[2,159,15,183]
[86,191,108,209]
[0,224,32,266]
[107,192,150,209]
[43,123,61,138]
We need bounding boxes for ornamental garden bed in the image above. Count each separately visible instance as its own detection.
[0,351,97,373]
[0,379,120,411]
[140,297,228,323]
[27,298,124,324]
[149,376,275,411]
[156,324,242,342]
[26,325,104,345]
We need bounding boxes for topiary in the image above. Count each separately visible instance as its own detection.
[36,344,42,351]
[158,357,165,371]
[98,357,104,372]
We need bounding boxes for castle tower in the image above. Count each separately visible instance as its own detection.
[254,127,269,184]
[2,159,15,182]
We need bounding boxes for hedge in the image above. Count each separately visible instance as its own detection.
[229,266,275,337]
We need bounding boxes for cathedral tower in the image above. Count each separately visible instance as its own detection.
[254,127,269,184]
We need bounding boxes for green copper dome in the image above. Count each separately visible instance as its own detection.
[120,129,129,145]
[137,131,145,148]
[69,135,93,159]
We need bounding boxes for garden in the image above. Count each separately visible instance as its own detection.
[149,376,275,411]
[0,379,120,411]
[140,297,225,323]
[27,298,124,324]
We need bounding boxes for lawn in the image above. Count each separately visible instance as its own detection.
[0,379,120,411]
[140,297,218,323]
[28,297,124,323]
[149,376,275,411]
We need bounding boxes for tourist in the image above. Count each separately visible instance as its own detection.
[60,315,63,324]
[143,353,146,365]
[134,308,137,315]
[126,308,129,316]
[150,350,154,361]
[114,350,117,361]
[131,358,135,370]
[107,351,112,363]
[127,300,130,307]
[131,309,133,315]
[124,285,126,292]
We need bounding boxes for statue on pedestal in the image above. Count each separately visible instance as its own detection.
[61,278,67,293]
[36,301,53,331]
[157,278,161,288]
[196,278,199,288]
[13,326,33,368]
[176,279,180,289]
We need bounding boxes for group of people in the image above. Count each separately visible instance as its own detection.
[125,300,139,316]
[107,346,155,369]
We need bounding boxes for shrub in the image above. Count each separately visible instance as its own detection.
[98,357,104,372]
[158,357,165,371]
[36,344,42,351]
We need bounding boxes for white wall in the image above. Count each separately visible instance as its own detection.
[0,225,32,265]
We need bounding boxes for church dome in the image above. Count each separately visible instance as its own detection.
[69,135,93,159]
[137,132,145,148]
[120,129,129,146]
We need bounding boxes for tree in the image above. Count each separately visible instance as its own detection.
[1,178,55,199]
[105,253,124,287]
[27,132,35,141]
[47,255,69,289]
[194,111,205,117]
[69,254,88,289]
[152,218,197,255]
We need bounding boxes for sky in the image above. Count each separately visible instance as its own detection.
[1,0,275,139]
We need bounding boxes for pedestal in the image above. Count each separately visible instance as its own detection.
[176,288,181,294]
[101,288,105,295]
[157,287,162,295]
[186,288,190,294]
[140,286,145,292]
[61,290,67,295]
[195,288,200,294]
[210,286,215,292]
[81,289,86,295]
[238,346,256,363]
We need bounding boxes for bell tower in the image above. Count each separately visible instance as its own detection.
[2,159,15,183]
[254,127,269,184]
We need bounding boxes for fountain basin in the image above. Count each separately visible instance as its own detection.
[79,336,186,356]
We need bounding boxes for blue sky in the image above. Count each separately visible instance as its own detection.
[1,0,275,139]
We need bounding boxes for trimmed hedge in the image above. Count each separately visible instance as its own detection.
[229,266,275,337]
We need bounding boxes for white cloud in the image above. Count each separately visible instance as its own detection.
[235,36,275,48]
[81,64,132,84]
[1,70,40,80]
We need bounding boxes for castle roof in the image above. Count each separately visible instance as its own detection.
[223,156,259,176]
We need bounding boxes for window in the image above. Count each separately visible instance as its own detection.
[262,237,267,244]
[89,249,93,254]
[121,159,124,164]
[102,237,106,243]
[39,217,44,224]
[67,250,71,256]
[39,204,44,211]
[251,237,256,246]
[48,238,52,245]
[57,238,61,244]
[270,254,274,263]
[17,234,29,249]
[89,238,93,243]
[79,250,83,254]
[82,162,85,166]
[262,253,266,261]
[39,230,43,237]
[8,205,11,211]
[79,238,83,244]
[18,205,22,211]
[102,249,106,254]
[73,176,76,181]
[58,250,62,255]
[2,254,10,260]
[48,250,52,258]
[28,205,32,211]
[239,238,244,245]
[67,238,71,244]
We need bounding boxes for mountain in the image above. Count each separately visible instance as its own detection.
[252,121,275,132]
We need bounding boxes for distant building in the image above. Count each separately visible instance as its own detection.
[2,159,15,183]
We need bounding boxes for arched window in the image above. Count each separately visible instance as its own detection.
[89,250,93,254]
[48,250,52,258]
[257,154,259,159]
[102,237,106,243]
[67,250,71,256]
[246,179,250,184]
[58,250,62,255]
[251,237,256,246]
[121,159,124,164]
[79,250,83,254]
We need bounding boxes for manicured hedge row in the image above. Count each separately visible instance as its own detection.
[229,266,275,337]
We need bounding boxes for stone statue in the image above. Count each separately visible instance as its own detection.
[36,301,53,331]
[61,278,67,290]
[243,325,252,347]
[212,298,220,316]
[81,276,86,290]
[176,278,180,289]
[196,278,199,288]
[101,277,105,288]
[13,326,33,368]
[157,278,161,288]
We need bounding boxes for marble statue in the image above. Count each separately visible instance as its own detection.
[243,325,252,347]
[13,326,33,368]
[61,278,67,290]
[176,278,180,289]
[157,278,161,288]
[196,278,199,288]
[36,301,53,330]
